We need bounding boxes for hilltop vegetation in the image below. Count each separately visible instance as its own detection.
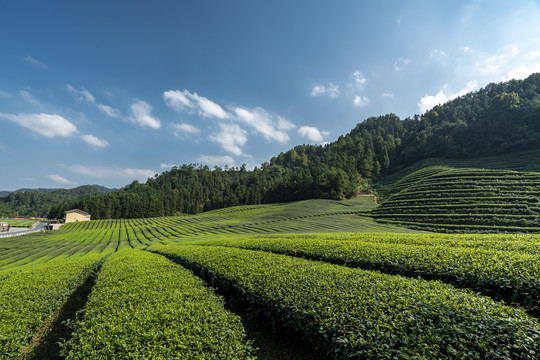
[46,73,540,220]
[0,185,113,218]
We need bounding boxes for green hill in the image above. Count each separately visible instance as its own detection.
[371,150,540,232]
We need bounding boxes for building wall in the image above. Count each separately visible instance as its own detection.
[65,212,90,223]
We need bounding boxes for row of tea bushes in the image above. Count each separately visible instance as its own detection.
[0,251,108,359]
[151,244,540,360]
[64,248,255,359]
[184,232,540,307]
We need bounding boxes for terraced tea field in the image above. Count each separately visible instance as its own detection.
[372,152,540,232]
[1,197,539,359]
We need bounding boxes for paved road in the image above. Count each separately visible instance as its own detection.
[0,221,47,238]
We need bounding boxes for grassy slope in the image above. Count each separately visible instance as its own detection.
[373,149,540,232]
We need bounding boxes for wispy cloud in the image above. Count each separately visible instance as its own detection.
[394,57,411,71]
[470,44,540,81]
[129,99,161,129]
[197,155,235,167]
[163,90,229,119]
[298,126,329,143]
[23,55,46,68]
[47,174,77,186]
[0,112,78,137]
[381,92,395,99]
[418,80,478,113]
[160,163,176,169]
[19,90,42,107]
[231,106,293,143]
[351,71,367,90]
[427,49,447,64]
[80,134,109,148]
[67,85,123,119]
[164,89,296,155]
[311,83,340,98]
[69,164,156,182]
[171,123,201,137]
[209,123,248,156]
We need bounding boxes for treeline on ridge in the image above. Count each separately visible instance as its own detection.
[49,73,540,219]
[0,185,113,218]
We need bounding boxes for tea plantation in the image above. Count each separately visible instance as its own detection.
[1,197,539,359]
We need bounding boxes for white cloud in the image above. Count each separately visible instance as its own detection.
[81,134,109,148]
[67,85,123,119]
[352,71,367,89]
[209,123,248,156]
[171,123,201,137]
[164,89,295,149]
[418,80,478,113]
[97,104,123,119]
[0,112,78,137]
[160,163,176,169]
[426,49,447,64]
[47,174,77,186]
[129,100,161,129]
[231,106,292,143]
[353,95,370,107]
[298,126,327,143]
[23,55,46,68]
[394,57,411,71]
[163,90,229,119]
[67,84,95,103]
[69,164,156,182]
[278,117,296,131]
[381,92,395,99]
[311,83,340,98]
[19,90,42,107]
[197,155,235,167]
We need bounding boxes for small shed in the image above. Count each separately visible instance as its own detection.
[65,209,91,223]
[0,222,9,232]
[46,220,63,230]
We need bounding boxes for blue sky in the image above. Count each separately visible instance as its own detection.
[1,0,540,190]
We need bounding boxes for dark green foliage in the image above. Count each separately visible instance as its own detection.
[0,185,112,218]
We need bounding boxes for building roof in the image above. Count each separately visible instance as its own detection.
[64,209,89,216]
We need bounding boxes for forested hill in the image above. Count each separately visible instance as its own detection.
[49,73,540,219]
[0,185,113,217]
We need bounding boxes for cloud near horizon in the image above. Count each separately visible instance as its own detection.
[197,155,235,167]
[298,126,329,143]
[47,174,77,185]
[418,80,478,113]
[69,164,156,182]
